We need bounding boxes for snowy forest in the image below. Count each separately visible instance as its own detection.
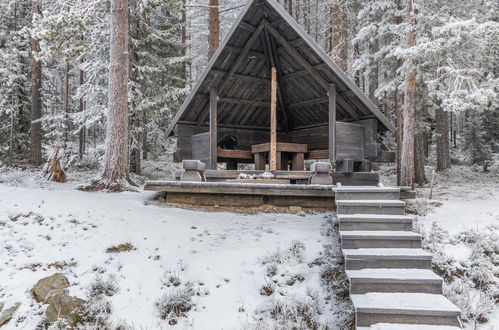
[0,0,498,329]
[0,0,497,184]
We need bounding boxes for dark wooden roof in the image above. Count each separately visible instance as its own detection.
[166,0,395,136]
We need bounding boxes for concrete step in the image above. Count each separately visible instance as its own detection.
[338,214,413,231]
[351,293,462,327]
[336,186,401,201]
[343,248,433,270]
[347,269,443,294]
[357,325,461,330]
[340,231,422,249]
[336,200,406,215]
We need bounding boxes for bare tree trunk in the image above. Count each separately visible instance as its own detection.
[369,28,379,106]
[395,89,403,186]
[100,0,132,187]
[303,2,310,34]
[10,94,15,166]
[208,0,219,60]
[330,0,349,72]
[79,66,86,159]
[181,0,188,80]
[63,62,70,144]
[435,107,451,171]
[400,0,417,187]
[395,0,404,186]
[30,0,43,166]
[414,109,427,185]
[142,111,148,160]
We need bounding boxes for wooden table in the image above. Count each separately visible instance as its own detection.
[251,142,307,171]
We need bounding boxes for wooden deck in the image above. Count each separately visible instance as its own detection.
[144,177,415,209]
[144,180,335,209]
[173,170,380,186]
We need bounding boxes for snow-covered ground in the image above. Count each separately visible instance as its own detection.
[1,165,497,329]
[409,166,499,330]
[0,169,346,329]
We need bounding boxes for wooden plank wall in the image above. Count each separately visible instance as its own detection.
[191,132,210,165]
[288,122,365,161]
[175,124,286,161]
[175,120,381,162]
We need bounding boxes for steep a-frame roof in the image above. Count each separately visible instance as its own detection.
[166,0,395,136]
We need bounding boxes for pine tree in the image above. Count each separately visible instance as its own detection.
[99,0,133,190]
[400,0,417,187]
[208,0,219,59]
[0,0,32,166]
[30,0,43,166]
[129,0,189,173]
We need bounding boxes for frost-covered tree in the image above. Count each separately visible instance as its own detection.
[129,0,189,173]
[0,1,32,166]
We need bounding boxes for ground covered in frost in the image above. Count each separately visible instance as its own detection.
[0,169,352,329]
[382,165,499,330]
[1,164,497,329]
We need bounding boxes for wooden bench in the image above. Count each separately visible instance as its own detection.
[217,149,253,169]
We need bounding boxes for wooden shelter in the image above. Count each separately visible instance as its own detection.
[166,0,395,173]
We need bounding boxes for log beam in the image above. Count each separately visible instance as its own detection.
[289,96,329,109]
[263,20,359,121]
[209,87,218,169]
[263,29,291,131]
[217,21,265,93]
[270,67,277,171]
[211,70,270,84]
[329,84,337,166]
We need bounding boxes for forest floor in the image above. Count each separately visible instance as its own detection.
[0,164,498,329]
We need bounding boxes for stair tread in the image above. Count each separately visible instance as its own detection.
[351,293,461,315]
[341,231,421,239]
[338,214,413,220]
[343,248,432,259]
[336,200,406,206]
[335,186,400,192]
[357,324,461,330]
[347,268,441,282]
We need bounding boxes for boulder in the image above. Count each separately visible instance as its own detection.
[0,302,21,326]
[33,273,69,303]
[32,273,87,328]
[45,293,86,327]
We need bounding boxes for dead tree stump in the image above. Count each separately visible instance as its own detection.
[43,146,67,183]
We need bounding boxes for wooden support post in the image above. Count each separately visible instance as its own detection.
[329,84,337,169]
[270,67,277,171]
[209,87,218,170]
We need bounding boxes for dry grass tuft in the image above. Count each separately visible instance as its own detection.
[106,243,136,253]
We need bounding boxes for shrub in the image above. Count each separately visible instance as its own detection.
[155,282,195,325]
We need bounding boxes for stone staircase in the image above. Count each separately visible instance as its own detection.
[335,186,462,329]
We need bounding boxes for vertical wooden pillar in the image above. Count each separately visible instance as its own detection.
[329,84,337,168]
[209,87,218,170]
[270,67,277,171]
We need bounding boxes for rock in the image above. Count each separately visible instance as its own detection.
[289,206,302,213]
[33,273,69,303]
[45,293,86,327]
[0,302,21,326]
